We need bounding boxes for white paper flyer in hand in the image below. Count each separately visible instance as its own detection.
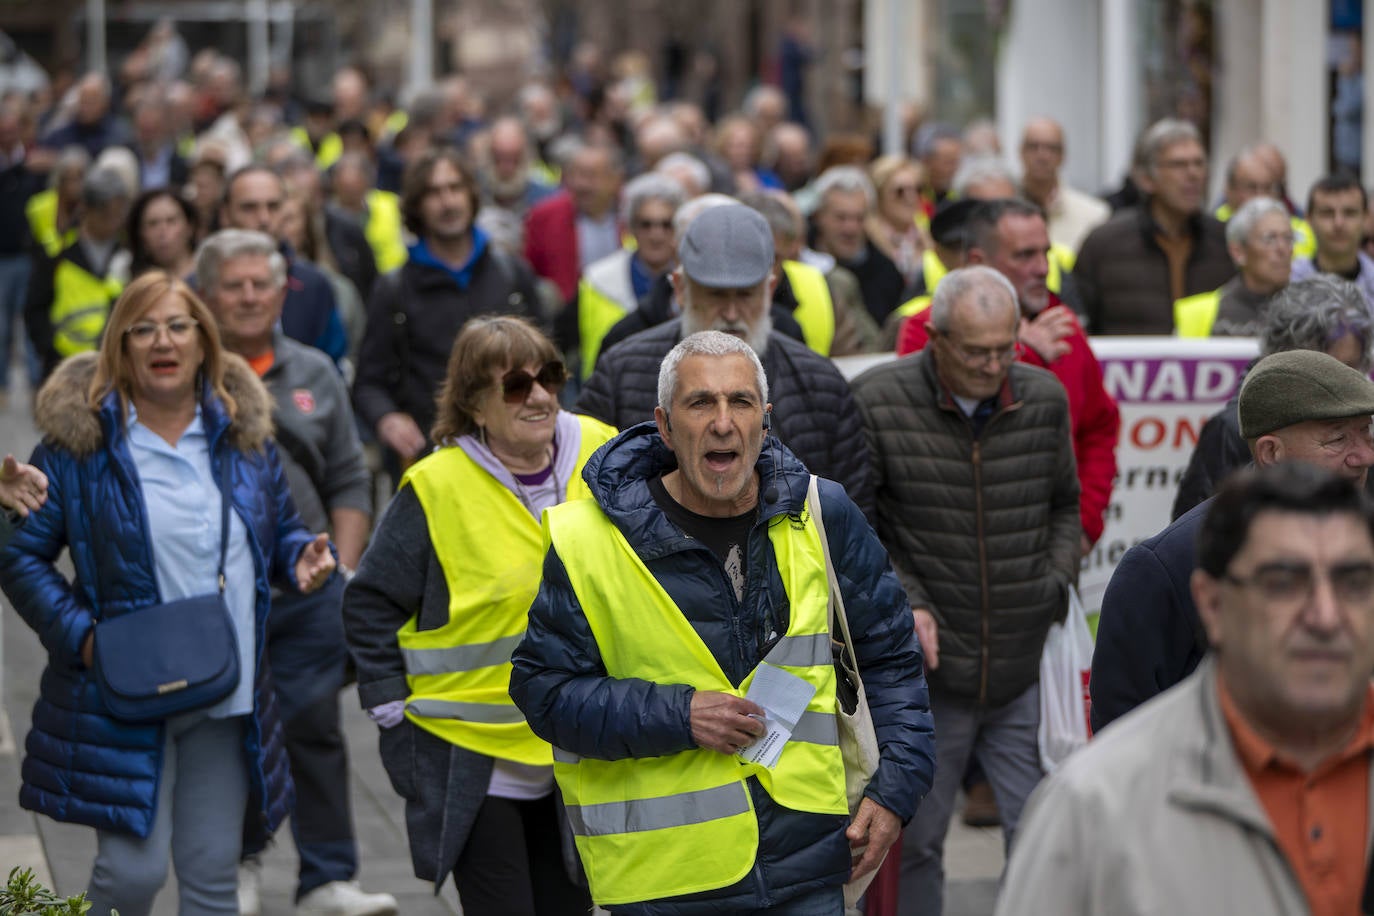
[736,662,817,769]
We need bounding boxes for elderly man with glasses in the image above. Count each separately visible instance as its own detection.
[852,265,1082,915]
[1175,196,1295,337]
[1003,462,1374,916]
[1092,348,1374,734]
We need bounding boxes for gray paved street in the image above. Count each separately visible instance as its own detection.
[0,376,1002,914]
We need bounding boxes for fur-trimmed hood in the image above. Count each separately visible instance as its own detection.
[34,351,276,457]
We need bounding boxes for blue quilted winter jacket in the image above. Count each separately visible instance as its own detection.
[0,352,311,845]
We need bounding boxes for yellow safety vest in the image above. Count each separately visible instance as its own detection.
[892,293,933,321]
[544,499,847,906]
[26,190,75,258]
[1173,289,1222,338]
[363,190,408,273]
[1214,204,1316,261]
[51,259,123,357]
[921,249,948,292]
[782,260,835,357]
[290,127,343,171]
[397,414,617,763]
[1049,242,1074,285]
[577,249,637,381]
[382,110,408,139]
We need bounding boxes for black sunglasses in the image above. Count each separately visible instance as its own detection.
[501,361,567,403]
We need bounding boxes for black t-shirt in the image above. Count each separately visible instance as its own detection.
[649,475,753,601]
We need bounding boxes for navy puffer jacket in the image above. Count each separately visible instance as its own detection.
[510,423,934,913]
[0,352,309,845]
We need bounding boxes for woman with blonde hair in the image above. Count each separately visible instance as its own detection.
[0,271,336,915]
[345,315,614,915]
[866,154,931,287]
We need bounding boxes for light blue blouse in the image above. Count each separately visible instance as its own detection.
[127,406,256,717]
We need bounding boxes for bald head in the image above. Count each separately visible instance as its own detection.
[1019,117,1065,188]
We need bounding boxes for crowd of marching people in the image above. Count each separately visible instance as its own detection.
[6,17,1374,916]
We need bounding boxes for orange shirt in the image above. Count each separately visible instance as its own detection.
[246,349,275,378]
[1218,674,1374,916]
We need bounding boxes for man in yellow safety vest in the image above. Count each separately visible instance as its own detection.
[24,165,130,379]
[511,327,934,913]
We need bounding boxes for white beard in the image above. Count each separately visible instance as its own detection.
[679,288,773,356]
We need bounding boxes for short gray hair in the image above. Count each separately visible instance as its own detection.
[1226,196,1289,248]
[813,165,875,210]
[673,192,737,244]
[1139,118,1203,177]
[620,172,686,227]
[195,229,288,292]
[952,155,1017,198]
[656,151,711,197]
[929,265,1019,332]
[739,190,801,241]
[658,330,769,412]
[1262,275,1374,373]
[51,145,92,190]
[81,166,131,209]
[742,85,786,119]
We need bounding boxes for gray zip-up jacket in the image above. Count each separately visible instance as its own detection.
[261,332,371,533]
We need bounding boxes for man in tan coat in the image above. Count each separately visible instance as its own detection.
[999,462,1374,915]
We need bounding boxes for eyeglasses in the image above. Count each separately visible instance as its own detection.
[1223,561,1374,607]
[218,277,279,297]
[125,317,200,345]
[635,218,674,232]
[500,361,567,404]
[945,340,1019,367]
[1155,157,1207,173]
[1022,141,1064,155]
[1249,231,1296,249]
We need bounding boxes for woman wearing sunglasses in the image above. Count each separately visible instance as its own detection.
[866,154,932,288]
[343,315,615,915]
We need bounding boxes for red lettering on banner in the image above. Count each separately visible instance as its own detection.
[1130,417,1166,449]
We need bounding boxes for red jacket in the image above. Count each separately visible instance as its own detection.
[896,295,1120,543]
[523,190,580,304]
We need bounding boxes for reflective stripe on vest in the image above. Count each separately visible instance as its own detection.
[543,496,847,905]
[398,414,617,764]
[566,782,752,837]
[364,190,408,273]
[1173,289,1222,338]
[577,250,636,380]
[51,260,123,357]
[782,260,835,357]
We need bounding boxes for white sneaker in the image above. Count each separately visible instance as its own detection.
[238,859,262,916]
[295,881,399,916]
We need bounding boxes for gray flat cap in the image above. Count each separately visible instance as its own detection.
[678,203,775,288]
[1238,349,1374,438]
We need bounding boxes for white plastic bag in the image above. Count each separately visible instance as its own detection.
[1037,585,1094,772]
